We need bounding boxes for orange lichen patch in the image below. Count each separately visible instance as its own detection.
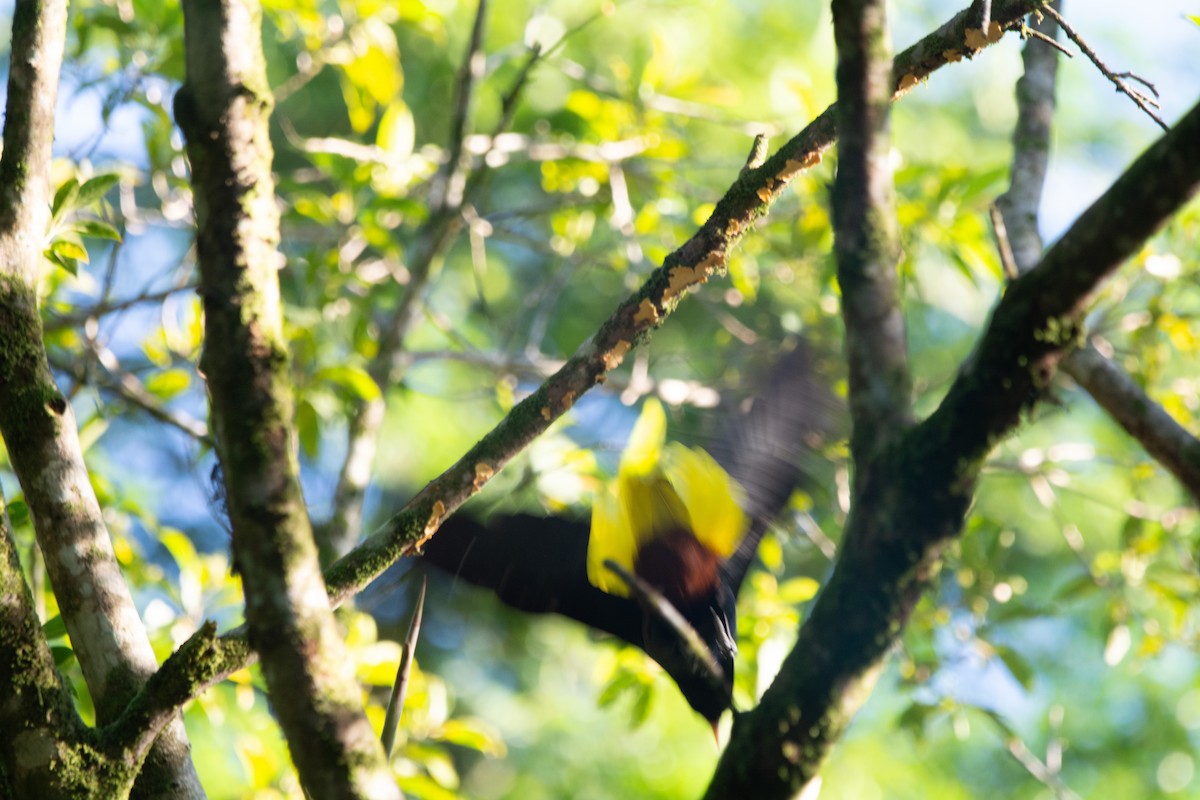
[541,406,552,420]
[633,298,660,326]
[778,152,822,181]
[898,73,920,93]
[602,339,632,370]
[964,22,1001,50]
[725,218,743,238]
[561,390,576,408]
[664,252,724,302]
[425,500,447,535]
[756,183,775,203]
[943,49,962,63]
[473,462,494,491]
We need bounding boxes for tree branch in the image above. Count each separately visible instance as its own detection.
[175,2,397,797]
[0,484,102,796]
[1063,344,1200,503]
[831,0,911,463]
[0,2,203,796]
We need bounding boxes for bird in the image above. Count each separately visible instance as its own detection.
[418,343,836,732]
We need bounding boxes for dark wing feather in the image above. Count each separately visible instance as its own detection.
[708,342,841,595]
[420,512,645,649]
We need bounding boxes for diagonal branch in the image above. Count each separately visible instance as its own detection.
[0,2,204,797]
[1062,344,1200,503]
[175,1,397,797]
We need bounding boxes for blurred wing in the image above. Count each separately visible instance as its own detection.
[420,512,645,648]
[708,342,841,594]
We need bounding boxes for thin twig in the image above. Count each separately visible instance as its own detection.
[1041,5,1168,130]
[43,284,198,333]
[381,576,426,758]
[1005,737,1081,800]
[989,204,1020,281]
[1023,26,1072,58]
[1115,71,1159,98]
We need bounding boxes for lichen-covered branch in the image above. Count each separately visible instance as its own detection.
[0,489,98,797]
[175,2,398,797]
[706,95,1200,799]
[831,0,911,462]
[0,2,203,797]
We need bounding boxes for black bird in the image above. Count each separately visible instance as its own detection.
[419,344,835,729]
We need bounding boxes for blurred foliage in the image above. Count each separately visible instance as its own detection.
[0,0,1197,797]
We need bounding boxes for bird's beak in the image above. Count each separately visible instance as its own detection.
[711,719,722,746]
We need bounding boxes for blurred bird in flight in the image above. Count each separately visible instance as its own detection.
[420,343,836,733]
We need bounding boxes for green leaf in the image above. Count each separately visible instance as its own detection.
[993,645,1035,690]
[296,398,320,459]
[72,218,122,241]
[317,365,382,402]
[778,576,820,604]
[42,614,69,639]
[629,682,654,727]
[52,178,80,219]
[45,249,80,276]
[896,701,937,740]
[144,368,192,400]
[50,238,90,264]
[75,173,121,207]
[4,499,29,528]
[159,529,200,574]
[435,719,505,756]
[51,644,76,668]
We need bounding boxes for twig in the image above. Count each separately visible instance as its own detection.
[430,0,488,210]
[1041,5,1168,130]
[740,133,769,175]
[1115,71,1159,98]
[989,204,1020,281]
[1023,26,1072,58]
[42,283,198,333]
[1005,737,1081,800]
[381,577,426,758]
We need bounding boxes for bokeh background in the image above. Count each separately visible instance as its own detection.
[2,1,1198,797]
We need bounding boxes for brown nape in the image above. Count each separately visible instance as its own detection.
[633,528,721,608]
